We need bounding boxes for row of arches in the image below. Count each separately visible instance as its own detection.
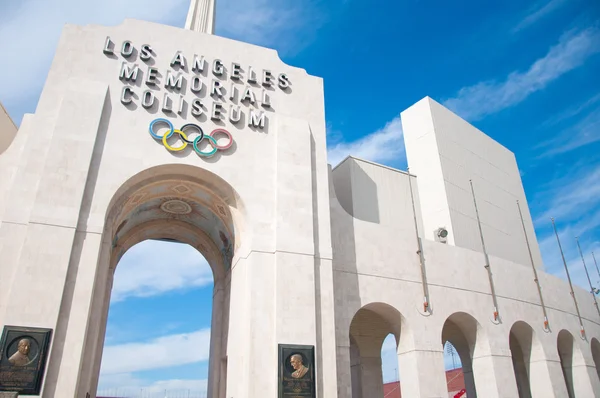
[348,303,600,397]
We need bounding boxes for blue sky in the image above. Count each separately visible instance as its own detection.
[1,0,600,395]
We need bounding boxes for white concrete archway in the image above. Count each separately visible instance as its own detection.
[72,164,246,398]
[441,312,487,398]
[348,302,402,398]
[509,321,542,398]
[557,329,576,398]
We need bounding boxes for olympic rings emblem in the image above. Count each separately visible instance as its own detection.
[149,118,233,157]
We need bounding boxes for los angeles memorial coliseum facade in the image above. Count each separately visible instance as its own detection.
[0,3,599,398]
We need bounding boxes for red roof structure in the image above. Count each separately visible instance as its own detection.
[383,368,466,398]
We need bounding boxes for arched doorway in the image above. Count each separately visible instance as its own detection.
[557,330,575,398]
[592,338,600,382]
[348,303,402,398]
[441,312,483,398]
[96,239,213,396]
[509,321,536,398]
[75,164,245,398]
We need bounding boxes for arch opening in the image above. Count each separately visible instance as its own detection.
[557,330,576,398]
[348,303,402,398]
[509,321,537,398]
[96,239,214,397]
[77,165,245,398]
[442,312,483,398]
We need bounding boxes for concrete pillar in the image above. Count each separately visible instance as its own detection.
[510,337,532,398]
[207,285,226,398]
[350,338,362,398]
[336,343,352,398]
[397,348,447,398]
[571,363,600,398]
[463,364,477,398]
[527,355,566,397]
[359,356,383,398]
[472,353,519,398]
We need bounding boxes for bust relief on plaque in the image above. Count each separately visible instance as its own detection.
[8,338,32,367]
[0,326,52,395]
[278,344,315,397]
[290,354,309,379]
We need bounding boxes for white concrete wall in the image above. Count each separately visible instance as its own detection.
[330,157,600,398]
[0,19,336,398]
[402,97,544,270]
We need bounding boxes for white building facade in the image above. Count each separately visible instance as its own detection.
[0,13,599,398]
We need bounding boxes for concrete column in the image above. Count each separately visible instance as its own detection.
[397,348,447,398]
[350,339,362,398]
[472,354,519,398]
[78,246,113,398]
[336,343,352,398]
[528,358,566,398]
[207,285,226,398]
[571,363,600,397]
[359,356,383,398]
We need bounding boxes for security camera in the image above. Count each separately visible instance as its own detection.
[435,227,448,243]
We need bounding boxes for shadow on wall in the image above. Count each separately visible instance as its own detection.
[331,158,380,224]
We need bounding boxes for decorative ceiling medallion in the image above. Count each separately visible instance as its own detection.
[128,192,147,205]
[216,204,227,217]
[171,183,192,195]
[160,199,192,215]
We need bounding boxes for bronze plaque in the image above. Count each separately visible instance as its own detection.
[0,326,52,395]
[278,344,315,398]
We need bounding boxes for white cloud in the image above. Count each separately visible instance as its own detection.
[537,104,600,157]
[540,92,600,128]
[112,240,213,302]
[0,0,189,122]
[327,116,405,167]
[216,0,323,55]
[533,163,600,289]
[443,26,600,121]
[98,372,208,397]
[534,164,600,224]
[100,328,211,375]
[511,0,569,33]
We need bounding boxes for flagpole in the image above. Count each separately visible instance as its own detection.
[592,252,600,283]
[576,237,600,318]
[551,218,585,337]
[470,180,500,322]
[407,167,431,314]
[517,200,549,330]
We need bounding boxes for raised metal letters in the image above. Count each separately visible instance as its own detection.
[121,87,134,105]
[211,80,224,97]
[103,36,114,55]
[140,44,153,62]
[165,72,183,90]
[211,102,223,120]
[249,110,265,128]
[146,67,159,86]
[142,91,155,109]
[170,51,186,69]
[119,63,139,82]
[106,39,296,129]
[121,41,134,58]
